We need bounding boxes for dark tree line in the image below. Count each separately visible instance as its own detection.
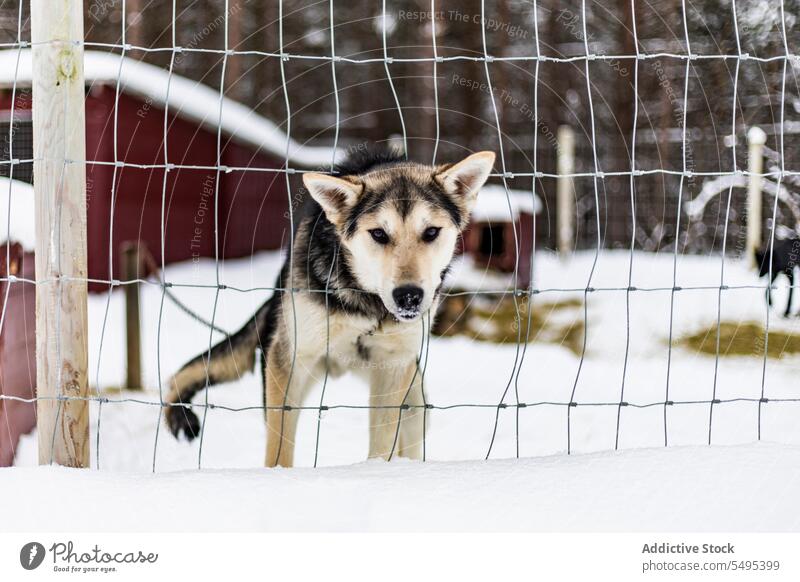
[1,0,799,252]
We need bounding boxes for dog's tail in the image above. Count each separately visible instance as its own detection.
[165,293,279,441]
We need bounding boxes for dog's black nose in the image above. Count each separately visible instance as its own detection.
[392,285,424,312]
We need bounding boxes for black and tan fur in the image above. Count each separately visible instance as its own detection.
[165,146,496,467]
[755,237,800,317]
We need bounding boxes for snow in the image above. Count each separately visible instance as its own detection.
[0,49,338,168]
[8,248,800,471]
[739,0,797,45]
[0,176,35,250]
[683,170,800,230]
[2,443,799,531]
[471,184,541,222]
[446,253,515,290]
[5,248,800,529]
[683,174,746,221]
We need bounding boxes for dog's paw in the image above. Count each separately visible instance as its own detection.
[165,404,201,441]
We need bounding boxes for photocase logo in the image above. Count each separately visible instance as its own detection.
[19,542,46,570]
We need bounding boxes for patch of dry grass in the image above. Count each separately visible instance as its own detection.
[433,292,585,355]
[676,321,800,359]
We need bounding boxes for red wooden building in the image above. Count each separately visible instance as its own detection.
[0,49,335,291]
[0,177,36,467]
[0,243,35,466]
[462,184,541,287]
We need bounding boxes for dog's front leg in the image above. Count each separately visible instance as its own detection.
[368,360,424,461]
[264,345,314,468]
[397,361,425,460]
[785,269,795,317]
[767,271,777,307]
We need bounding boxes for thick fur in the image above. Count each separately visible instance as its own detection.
[165,145,495,466]
[755,237,800,317]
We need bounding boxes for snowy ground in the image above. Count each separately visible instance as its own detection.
[5,249,800,531]
[4,443,800,531]
[11,248,800,471]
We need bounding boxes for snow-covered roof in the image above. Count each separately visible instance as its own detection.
[471,184,542,222]
[0,49,339,168]
[0,176,35,251]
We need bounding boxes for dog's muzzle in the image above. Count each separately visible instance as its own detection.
[392,285,424,320]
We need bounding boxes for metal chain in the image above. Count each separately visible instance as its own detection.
[139,245,231,337]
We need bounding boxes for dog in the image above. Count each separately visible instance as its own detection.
[164,146,496,467]
[755,237,800,317]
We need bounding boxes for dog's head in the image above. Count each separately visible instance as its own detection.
[303,151,495,322]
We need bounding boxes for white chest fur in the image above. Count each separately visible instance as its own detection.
[281,294,425,377]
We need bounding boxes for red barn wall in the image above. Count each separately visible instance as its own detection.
[2,85,292,292]
[221,142,292,257]
[86,87,291,290]
[0,244,36,467]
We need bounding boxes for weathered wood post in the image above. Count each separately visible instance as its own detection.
[32,0,90,467]
[122,243,142,390]
[746,126,766,268]
[556,125,576,257]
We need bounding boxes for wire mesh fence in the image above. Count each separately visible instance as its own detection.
[1,0,800,471]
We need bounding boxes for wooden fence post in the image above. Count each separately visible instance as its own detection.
[557,125,576,257]
[746,126,766,268]
[122,243,142,391]
[32,0,90,467]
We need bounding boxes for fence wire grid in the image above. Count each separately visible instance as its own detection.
[1,0,800,471]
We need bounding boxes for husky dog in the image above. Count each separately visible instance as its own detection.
[164,146,496,467]
[755,237,800,317]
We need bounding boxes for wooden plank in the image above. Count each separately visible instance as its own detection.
[122,242,142,390]
[557,125,575,258]
[746,126,766,268]
[31,0,89,467]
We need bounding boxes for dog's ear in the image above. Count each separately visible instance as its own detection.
[303,173,364,225]
[434,151,495,215]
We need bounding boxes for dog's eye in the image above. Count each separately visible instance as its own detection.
[369,228,390,245]
[422,226,441,243]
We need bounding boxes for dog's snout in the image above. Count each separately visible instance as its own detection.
[392,285,424,311]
